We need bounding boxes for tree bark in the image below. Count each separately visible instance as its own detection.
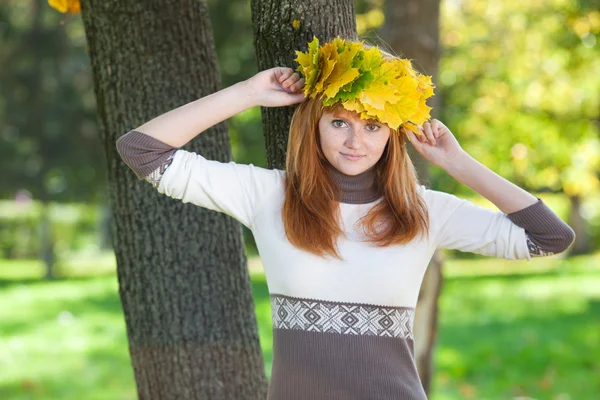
[380,0,442,395]
[250,0,357,169]
[80,1,268,398]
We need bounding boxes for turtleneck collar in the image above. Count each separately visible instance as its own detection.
[324,161,383,204]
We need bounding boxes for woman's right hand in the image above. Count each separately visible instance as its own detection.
[244,67,307,107]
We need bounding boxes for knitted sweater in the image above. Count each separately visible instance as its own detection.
[116,130,575,400]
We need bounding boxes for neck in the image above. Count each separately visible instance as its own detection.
[324,161,382,204]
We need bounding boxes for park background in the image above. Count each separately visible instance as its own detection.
[0,0,599,399]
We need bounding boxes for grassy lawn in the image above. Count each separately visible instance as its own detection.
[1,251,599,400]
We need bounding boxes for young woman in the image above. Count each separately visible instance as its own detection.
[117,37,575,400]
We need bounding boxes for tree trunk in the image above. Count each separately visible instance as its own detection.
[80,1,267,399]
[250,0,357,169]
[568,194,590,255]
[380,0,442,395]
[28,0,56,280]
[40,200,55,280]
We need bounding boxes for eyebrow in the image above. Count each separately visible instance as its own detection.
[331,113,381,125]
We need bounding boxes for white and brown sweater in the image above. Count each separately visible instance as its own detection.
[116,130,575,400]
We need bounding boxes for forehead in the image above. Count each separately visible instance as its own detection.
[326,107,379,124]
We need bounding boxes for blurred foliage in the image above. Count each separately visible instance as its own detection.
[1,0,597,254]
[0,200,100,259]
[436,0,599,200]
[0,0,106,203]
[356,0,385,36]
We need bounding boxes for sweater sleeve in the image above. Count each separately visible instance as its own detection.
[116,130,284,229]
[505,197,576,256]
[424,187,529,260]
[116,130,178,181]
[423,187,575,261]
[154,149,284,229]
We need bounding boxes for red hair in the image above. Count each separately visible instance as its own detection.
[282,95,430,260]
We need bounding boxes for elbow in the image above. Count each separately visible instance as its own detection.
[115,130,178,180]
[549,226,577,254]
[115,130,150,179]
[559,226,576,253]
[115,132,129,159]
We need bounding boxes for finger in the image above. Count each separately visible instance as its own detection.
[289,78,305,91]
[282,72,300,88]
[432,119,446,139]
[417,125,427,142]
[277,67,294,82]
[430,119,440,138]
[433,119,449,138]
[406,129,421,148]
[423,122,435,145]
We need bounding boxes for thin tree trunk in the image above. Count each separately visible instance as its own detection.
[250,0,357,169]
[40,200,55,280]
[381,0,442,395]
[80,1,267,398]
[568,194,589,255]
[29,0,56,280]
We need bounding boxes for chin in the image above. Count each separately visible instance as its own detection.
[336,161,369,176]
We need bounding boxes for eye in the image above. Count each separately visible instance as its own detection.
[366,124,380,132]
[332,119,347,128]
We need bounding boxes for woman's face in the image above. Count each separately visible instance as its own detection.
[318,108,391,176]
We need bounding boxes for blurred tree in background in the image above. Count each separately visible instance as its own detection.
[437,0,600,254]
[4,0,595,271]
[0,0,105,277]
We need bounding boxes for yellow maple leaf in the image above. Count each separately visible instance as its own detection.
[403,122,422,136]
[358,63,400,109]
[380,102,405,129]
[313,43,338,94]
[397,59,417,78]
[392,75,420,115]
[48,0,80,13]
[416,74,435,98]
[410,99,433,125]
[360,47,384,71]
[295,36,320,96]
[361,102,391,127]
[322,41,361,98]
[341,98,366,114]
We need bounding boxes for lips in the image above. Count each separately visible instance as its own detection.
[341,153,364,161]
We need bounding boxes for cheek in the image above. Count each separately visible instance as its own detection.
[320,130,343,154]
[367,135,390,155]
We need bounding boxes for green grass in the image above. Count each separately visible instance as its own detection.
[1,251,599,400]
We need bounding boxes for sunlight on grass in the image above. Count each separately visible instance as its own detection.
[1,251,599,399]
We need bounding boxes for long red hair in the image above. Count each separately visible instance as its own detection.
[282,95,430,260]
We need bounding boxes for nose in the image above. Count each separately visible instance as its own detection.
[344,130,362,149]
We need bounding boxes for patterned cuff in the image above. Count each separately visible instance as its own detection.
[116,130,178,180]
[144,152,176,188]
[525,233,557,257]
[507,197,576,255]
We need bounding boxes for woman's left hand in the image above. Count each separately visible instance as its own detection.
[401,119,466,170]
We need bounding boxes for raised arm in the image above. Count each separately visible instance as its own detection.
[408,120,575,259]
[116,67,306,183]
[129,67,306,148]
[114,67,306,228]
